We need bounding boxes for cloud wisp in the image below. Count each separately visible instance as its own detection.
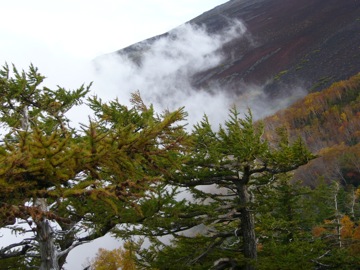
[92,20,247,128]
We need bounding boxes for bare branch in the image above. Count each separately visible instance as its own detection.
[0,240,34,259]
[311,250,331,268]
[57,241,88,260]
[170,175,238,187]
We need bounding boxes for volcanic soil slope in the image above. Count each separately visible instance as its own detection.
[190,0,360,96]
[116,0,360,98]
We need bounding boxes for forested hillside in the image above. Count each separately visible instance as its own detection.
[264,73,360,187]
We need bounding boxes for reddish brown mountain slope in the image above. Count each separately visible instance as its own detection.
[114,0,360,97]
[189,0,360,96]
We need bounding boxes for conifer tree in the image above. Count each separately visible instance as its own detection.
[0,64,189,269]
[143,109,314,270]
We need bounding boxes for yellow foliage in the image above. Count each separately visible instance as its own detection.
[92,244,137,270]
[355,188,360,199]
[340,112,347,122]
[340,215,354,239]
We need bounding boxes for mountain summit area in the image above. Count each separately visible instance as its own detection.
[111,0,360,99]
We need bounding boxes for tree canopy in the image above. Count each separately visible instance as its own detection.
[0,64,189,269]
[134,108,314,270]
[1,64,360,270]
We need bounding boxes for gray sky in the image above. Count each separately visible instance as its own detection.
[0,0,229,124]
[0,0,227,73]
[0,1,229,269]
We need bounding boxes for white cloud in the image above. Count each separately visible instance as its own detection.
[90,18,306,129]
[92,20,248,128]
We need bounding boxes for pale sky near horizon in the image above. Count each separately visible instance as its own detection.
[0,0,228,70]
[0,1,229,269]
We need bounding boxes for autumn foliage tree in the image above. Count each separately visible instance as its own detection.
[90,242,136,270]
[0,64,189,269]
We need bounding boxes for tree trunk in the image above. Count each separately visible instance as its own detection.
[36,218,60,270]
[237,181,257,270]
[333,182,342,248]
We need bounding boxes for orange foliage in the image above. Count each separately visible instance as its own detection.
[312,226,327,237]
[349,223,360,255]
[353,225,360,240]
[264,72,360,153]
[312,215,360,254]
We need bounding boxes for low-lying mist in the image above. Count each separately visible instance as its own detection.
[91,19,307,128]
[92,20,249,128]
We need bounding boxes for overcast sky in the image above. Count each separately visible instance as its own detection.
[0,0,227,76]
[0,0,230,125]
[0,1,229,269]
